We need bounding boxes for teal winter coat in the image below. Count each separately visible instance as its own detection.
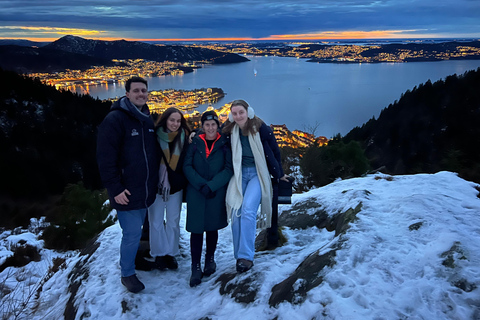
[183,133,233,233]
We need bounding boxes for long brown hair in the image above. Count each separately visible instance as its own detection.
[222,100,263,136]
[155,107,191,134]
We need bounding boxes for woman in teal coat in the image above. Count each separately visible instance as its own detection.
[183,110,233,287]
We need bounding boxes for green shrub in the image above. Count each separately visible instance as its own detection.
[300,140,370,188]
[41,182,113,251]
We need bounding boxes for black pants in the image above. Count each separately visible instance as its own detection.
[190,231,218,264]
[267,182,279,244]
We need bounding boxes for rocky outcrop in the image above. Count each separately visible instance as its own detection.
[64,237,100,320]
[216,272,260,304]
[218,195,364,305]
[267,200,363,307]
[269,248,338,307]
[279,198,364,236]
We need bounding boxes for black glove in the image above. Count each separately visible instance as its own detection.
[200,184,216,199]
[200,184,211,197]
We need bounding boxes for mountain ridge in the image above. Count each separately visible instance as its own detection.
[0,35,249,73]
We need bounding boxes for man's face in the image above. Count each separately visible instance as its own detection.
[126,82,148,107]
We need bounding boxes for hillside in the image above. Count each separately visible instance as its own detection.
[344,67,480,183]
[1,172,479,319]
[0,39,48,47]
[44,35,248,64]
[302,41,480,63]
[0,45,121,73]
[0,35,249,73]
[0,68,110,200]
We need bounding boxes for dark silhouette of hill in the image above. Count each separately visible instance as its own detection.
[344,67,480,183]
[0,35,249,73]
[304,41,480,63]
[44,35,249,64]
[0,67,110,200]
[362,41,480,62]
[0,39,48,47]
[0,45,121,73]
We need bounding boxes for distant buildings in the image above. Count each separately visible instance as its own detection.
[148,87,224,114]
[271,124,328,148]
[28,59,195,91]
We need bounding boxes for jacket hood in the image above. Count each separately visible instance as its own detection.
[111,96,150,122]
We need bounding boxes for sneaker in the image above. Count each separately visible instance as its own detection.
[154,256,167,270]
[236,259,254,273]
[203,255,216,277]
[189,263,203,287]
[164,255,178,270]
[121,274,145,293]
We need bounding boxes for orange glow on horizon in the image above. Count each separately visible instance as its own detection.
[0,25,107,42]
[0,36,135,42]
[121,30,432,41]
[0,29,454,42]
[266,30,425,40]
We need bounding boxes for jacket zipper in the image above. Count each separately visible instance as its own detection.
[141,120,150,208]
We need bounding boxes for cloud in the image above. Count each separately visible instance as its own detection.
[0,26,106,40]
[0,0,479,40]
[266,30,423,40]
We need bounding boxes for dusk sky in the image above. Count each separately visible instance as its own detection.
[1,0,480,42]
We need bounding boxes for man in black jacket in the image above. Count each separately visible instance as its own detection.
[97,76,159,293]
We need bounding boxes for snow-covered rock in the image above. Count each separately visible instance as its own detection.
[2,171,480,320]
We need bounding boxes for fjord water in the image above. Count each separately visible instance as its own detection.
[82,56,480,138]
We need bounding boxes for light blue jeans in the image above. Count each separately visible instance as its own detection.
[117,208,147,277]
[232,166,262,261]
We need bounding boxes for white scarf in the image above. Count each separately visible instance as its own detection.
[225,124,273,228]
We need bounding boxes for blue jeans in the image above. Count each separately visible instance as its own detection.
[232,166,262,261]
[117,208,147,277]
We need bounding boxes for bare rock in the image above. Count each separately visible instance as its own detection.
[216,272,259,304]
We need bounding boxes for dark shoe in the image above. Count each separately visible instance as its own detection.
[164,255,178,270]
[135,256,155,271]
[121,274,145,293]
[189,263,203,287]
[236,259,254,273]
[203,255,216,277]
[154,256,167,270]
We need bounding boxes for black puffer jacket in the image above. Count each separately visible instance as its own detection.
[97,97,159,211]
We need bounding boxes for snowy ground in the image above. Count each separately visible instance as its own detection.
[1,171,480,319]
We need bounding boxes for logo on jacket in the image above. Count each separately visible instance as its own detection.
[131,129,139,136]
[149,129,154,133]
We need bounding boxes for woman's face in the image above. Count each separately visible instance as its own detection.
[202,120,218,140]
[166,112,182,132]
[230,105,248,128]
